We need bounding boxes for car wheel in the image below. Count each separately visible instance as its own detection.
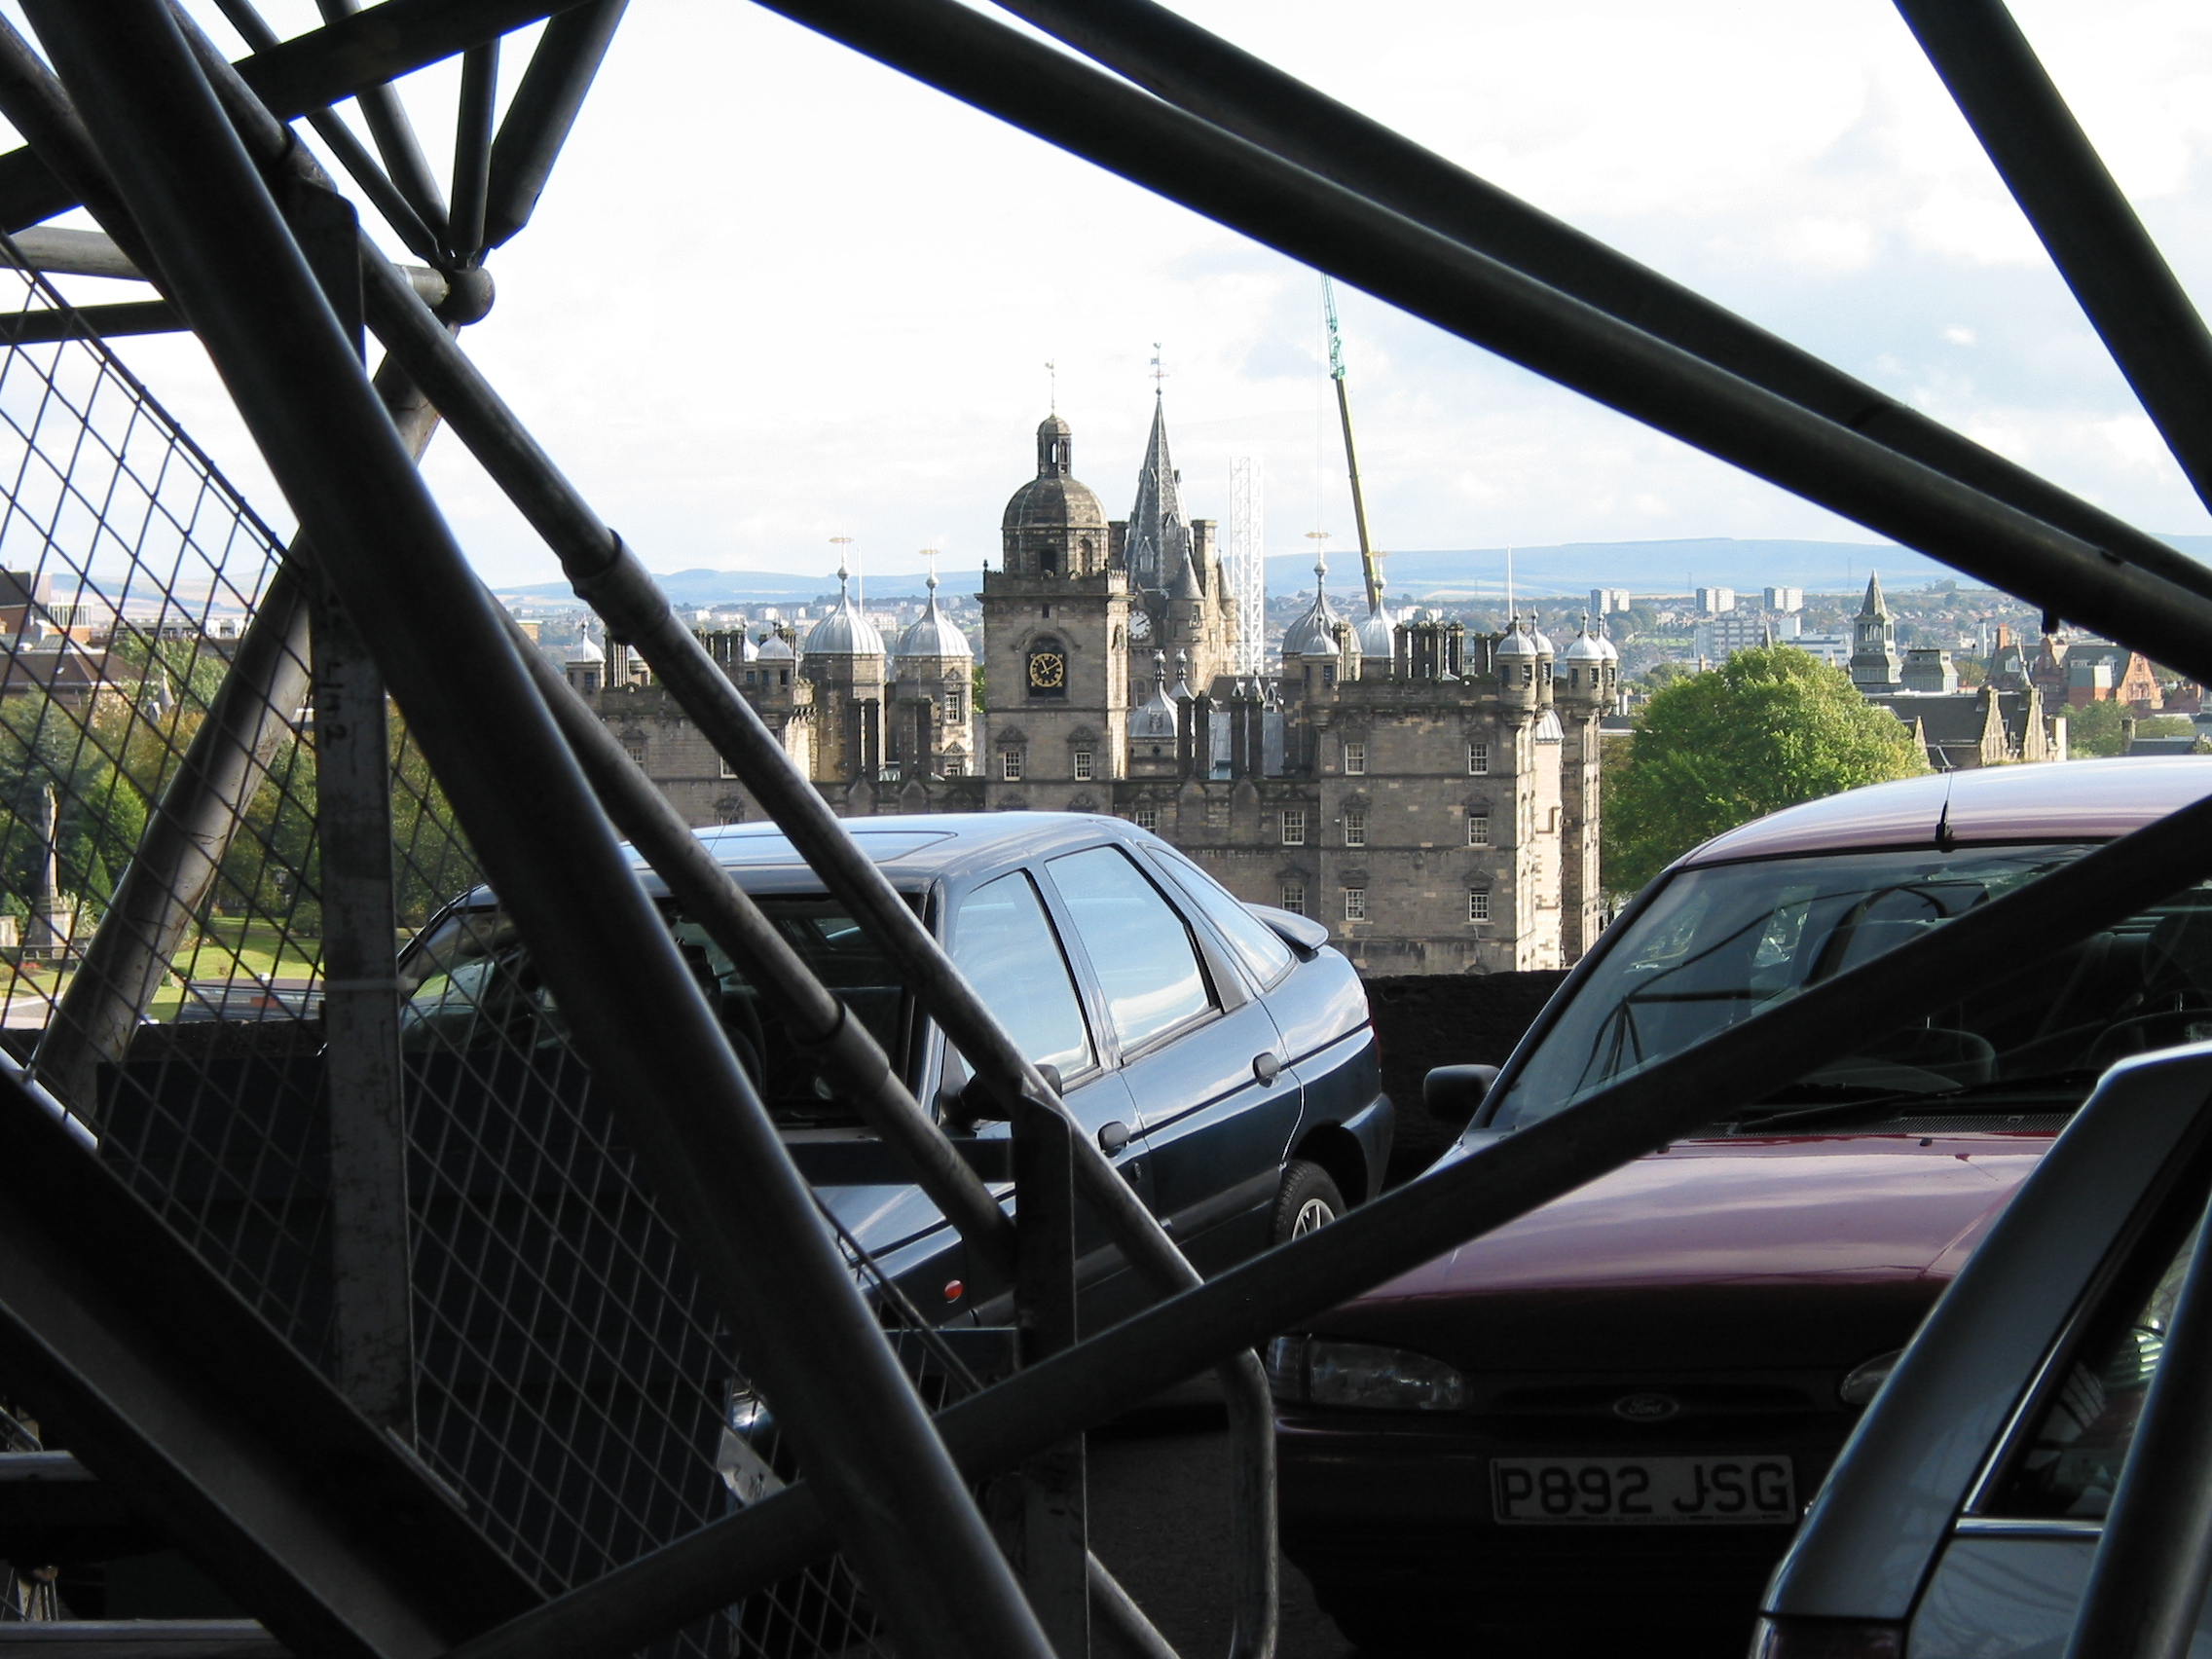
[1271,1159,1346,1245]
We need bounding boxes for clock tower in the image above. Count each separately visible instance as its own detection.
[981,413,1130,811]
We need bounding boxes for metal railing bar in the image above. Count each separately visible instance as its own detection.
[447,782,2212,1659]
[0,296,182,339]
[449,42,497,260]
[1897,0,2212,522]
[310,0,454,248]
[2062,1183,2212,1659]
[748,0,2212,684]
[479,0,626,251]
[205,0,447,266]
[988,0,2212,608]
[27,7,1054,1657]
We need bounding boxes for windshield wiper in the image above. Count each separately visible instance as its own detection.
[1728,1070,2104,1132]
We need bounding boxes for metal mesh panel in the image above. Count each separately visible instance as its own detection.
[0,241,929,1656]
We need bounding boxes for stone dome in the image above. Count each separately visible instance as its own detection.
[1003,414,1107,534]
[1353,601,1396,658]
[1132,653,1178,739]
[563,635,605,664]
[896,571,972,661]
[756,629,795,662]
[1281,557,1346,657]
[1563,615,1607,662]
[1495,614,1539,658]
[802,565,885,659]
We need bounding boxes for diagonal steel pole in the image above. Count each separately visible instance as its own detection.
[449,41,498,260]
[480,0,626,250]
[309,0,453,248]
[22,8,1053,1658]
[746,0,2212,676]
[1897,0,2212,520]
[448,778,2212,1659]
[988,0,2212,607]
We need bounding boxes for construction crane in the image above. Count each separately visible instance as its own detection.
[1323,276,1385,613]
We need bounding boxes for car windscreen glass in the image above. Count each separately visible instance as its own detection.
[1493,843,2212,1130]
[398,896,912,1125]
[949,870,1093,1078]
[1146,847,1297,987]
[1048,845,1214,1051]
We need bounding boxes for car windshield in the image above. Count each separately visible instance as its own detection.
[1493,843,2212,1131]
[398,896,909,1124]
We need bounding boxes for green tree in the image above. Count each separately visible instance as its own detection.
[1605,645,1928,894]
[2064,699,2194,758]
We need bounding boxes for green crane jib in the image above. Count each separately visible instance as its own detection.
[1324,276,1385,613]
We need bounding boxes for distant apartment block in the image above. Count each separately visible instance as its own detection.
[1762,586,1804,612]
[1695,586,1735,614]
[1589,588,1632,616]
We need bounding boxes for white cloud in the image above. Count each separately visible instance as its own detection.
[8,0,2212,588]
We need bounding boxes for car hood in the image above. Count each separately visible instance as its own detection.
[1314,1133,2048,1372]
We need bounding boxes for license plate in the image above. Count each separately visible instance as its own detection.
[1492,1455,1795,1525]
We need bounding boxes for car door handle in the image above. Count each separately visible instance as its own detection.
[1253,1052,1282,1085]
[1098,1119,1132,1155]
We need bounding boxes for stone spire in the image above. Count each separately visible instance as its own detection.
[1850,570,1901,694]
[1124,391,1192,593]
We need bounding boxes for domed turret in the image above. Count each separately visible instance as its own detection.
[756,628,795,663]
[1562,614,1607,666]
[1002,414,1108,577]
[896,570,971,662]
[1353,600,1396,660]
[1132,651,1178,740]
[802,562,886,662]
[1495,614,1538,659]
[1561,614,1608,705]
[1281,555,1346,657]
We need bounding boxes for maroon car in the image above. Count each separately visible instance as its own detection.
[1272,756,2212,1655]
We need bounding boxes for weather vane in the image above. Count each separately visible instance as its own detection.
[1045,361,1056,413]
[1150,343,1168,390]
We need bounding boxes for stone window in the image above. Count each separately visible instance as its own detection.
[1002,749,1024,781]
[1280,809,1307,846]
[1321,664,1337,687]
[1343,887,1367,922]
[946,686,965,722]
[719,754,738,781]
[1344,809,1367,848]
[624,740,646,769]
[1135,805,1159,830]
[1469,889,1492,923]
[1343,740,1366,775]
[1074,749,1095,781]
[1468,741,1490,775]
[1467,812,1491,847]
[943,756,965,777]
[1280,882,1307,915]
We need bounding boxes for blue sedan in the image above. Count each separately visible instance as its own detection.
[397,812,1392,1326]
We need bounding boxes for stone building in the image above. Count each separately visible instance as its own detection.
[579,403,1609,973]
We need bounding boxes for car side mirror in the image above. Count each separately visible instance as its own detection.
[1248,903,1329,956]
[1423,1064,1500,1128]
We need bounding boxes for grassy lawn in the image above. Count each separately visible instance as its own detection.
[5,918,326,1025]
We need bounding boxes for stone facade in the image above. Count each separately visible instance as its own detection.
[580,406,1608,973]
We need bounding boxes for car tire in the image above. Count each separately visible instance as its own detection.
[1271,1159,1346,1245]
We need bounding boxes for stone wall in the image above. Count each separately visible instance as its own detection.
[1364,970,1570,1187]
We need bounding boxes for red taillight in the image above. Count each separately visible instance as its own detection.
[1749,1616,1904,1659]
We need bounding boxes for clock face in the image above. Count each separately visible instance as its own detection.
[1027,650,1067,691]
[1129,609,1153,642]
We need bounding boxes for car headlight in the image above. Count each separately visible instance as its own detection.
[1839,1348,1904,1407]
[1266,1335,1470,1411]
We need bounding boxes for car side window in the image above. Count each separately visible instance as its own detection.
[1146,848,1297,988]
[1048,845,1215,1053]
[951,870,1092,1078]
[1988,1205,2205,1519]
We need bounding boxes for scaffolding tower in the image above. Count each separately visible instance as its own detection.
[1228,454,1266,676]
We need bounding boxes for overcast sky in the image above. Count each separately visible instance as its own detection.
[21,0,2212,589]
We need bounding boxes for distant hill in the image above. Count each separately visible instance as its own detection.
[493,535,2212,608]
[1271,535,2212,601]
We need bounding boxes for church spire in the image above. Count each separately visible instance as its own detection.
[1124,388,1191,593]
[1858,570,1889,620]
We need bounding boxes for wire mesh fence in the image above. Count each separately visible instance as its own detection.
[0,241,939,1655]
